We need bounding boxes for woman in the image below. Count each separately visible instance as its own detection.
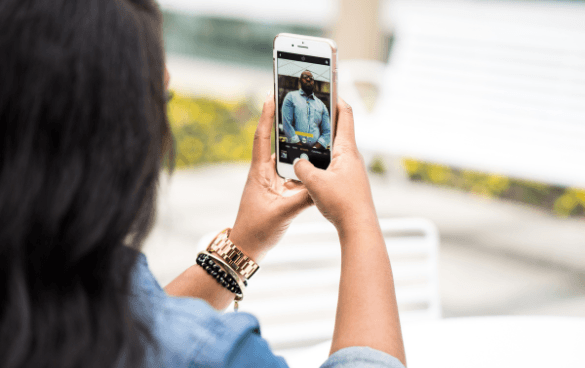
[0,0,406,367]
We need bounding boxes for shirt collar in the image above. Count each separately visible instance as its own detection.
[299,89,315,99]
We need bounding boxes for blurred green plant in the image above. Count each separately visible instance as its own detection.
[402,158,585,218]
[167,91,260,168]
[369,157,387,175]
[554,189,585,217]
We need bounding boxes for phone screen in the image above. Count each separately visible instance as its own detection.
[276,51,332,170]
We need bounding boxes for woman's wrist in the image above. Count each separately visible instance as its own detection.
[335,208,380,238]
[227,226,266,264]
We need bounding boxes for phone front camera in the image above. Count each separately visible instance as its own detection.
[291,44,294,46]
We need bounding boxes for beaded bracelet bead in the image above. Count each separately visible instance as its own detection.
[196,253,243,296]
[201,251,248,289]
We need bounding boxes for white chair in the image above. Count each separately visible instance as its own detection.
[339,0,585,188]
[197,217,441,351]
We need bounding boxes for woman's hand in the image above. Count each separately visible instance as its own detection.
[293,98,378,234]
[230,92,313,262]
[293,99,406,364]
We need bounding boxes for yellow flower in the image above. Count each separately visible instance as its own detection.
[553,193,578,217]
[462,169,483,182]
[567,189,585,206]
[243,121,257,140]
[176,136,204,168]
[167,93,205,129]
[199,111,214,126]
[427,165,451,184]
[215,135,246,161]
[486,175,510,194]
[402,159,422,175]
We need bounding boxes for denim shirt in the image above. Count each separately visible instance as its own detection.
[282,89,331,148]
[129,253,405,368]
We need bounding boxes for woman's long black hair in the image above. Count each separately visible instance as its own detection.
[0,0,172,367]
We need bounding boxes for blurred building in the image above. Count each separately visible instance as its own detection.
[159,0,334,99]
[158,0,396,98]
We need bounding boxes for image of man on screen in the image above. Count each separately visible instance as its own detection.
[282,71,331,149]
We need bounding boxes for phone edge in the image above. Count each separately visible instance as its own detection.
[273,33,338,182]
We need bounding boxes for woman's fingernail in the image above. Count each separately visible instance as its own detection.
[293,158,300,166]
[264,90,272,102]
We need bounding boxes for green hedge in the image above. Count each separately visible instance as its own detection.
[167,92,260,168]
[402,158,585,218]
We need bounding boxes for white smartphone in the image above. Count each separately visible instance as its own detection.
[273,33,338,181]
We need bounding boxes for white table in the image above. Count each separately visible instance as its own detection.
[279,316,585,368]
[402,316,585,368]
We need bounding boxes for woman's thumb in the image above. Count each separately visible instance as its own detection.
[293,158,319,187]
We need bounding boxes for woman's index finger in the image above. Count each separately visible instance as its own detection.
[252,92,275,165]
[333,97,357,148]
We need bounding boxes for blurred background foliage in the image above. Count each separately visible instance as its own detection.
[400,158,585,218]
[167,91,260,167]
[168,91,585,219]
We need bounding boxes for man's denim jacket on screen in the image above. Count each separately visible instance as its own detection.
[282,89,331,148]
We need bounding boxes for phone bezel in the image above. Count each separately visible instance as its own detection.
[273,33,337,182]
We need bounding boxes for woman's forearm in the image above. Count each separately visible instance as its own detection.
[330,220,407,366]
[166,91,313,311]
[164,265,235,310]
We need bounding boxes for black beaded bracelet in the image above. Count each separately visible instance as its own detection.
[196,253,244,295]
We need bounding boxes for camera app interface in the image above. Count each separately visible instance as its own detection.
[277,51,331,170]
